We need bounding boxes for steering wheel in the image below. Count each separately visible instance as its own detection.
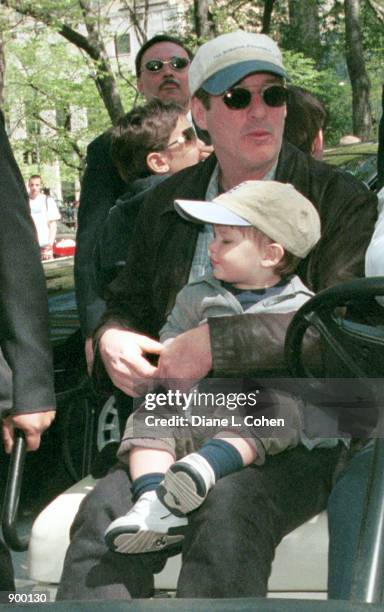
[285,277,384,603]
[285,276,384,379]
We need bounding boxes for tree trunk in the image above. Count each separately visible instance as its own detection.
[0,32,5,107]
[288,0,322,63]
[261,0,276,34]
[193,0,216,39]
[344,0,372,141]
[78,0,124,124]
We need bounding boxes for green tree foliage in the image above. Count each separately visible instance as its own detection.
[283,50,353,145]
[0,0,129,123]
[1,2,138,184]
[7,36,104,177]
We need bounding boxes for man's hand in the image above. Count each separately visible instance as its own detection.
[2,410,55,454]
[155,325,212,390]
[98,327,163,397]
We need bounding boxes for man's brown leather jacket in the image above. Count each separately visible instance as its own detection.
[98,141,378,379]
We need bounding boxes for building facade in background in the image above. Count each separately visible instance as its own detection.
[5,0,188,207]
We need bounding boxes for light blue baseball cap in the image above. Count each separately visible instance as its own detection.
[189,31,287,96]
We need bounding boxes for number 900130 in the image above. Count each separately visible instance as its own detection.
[8,592,48,603]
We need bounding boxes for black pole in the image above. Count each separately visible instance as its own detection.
[2,430,28,552]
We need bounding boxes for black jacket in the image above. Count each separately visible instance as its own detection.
[99,142,378,377]
[74,130,126,336]
[95,175,168,293]
[0,112,55,413]
[87,175,168,333]
[75,125,211,336]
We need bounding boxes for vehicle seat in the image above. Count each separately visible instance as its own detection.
[28,476,328,597]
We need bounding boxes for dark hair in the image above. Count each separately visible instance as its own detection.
[240,226,302,277]
[135,35,193,77]
[111,99,184,183]
[274,250,301,277]
[29,174,41,181]
[194,87,211,109]
[284,86,327,155]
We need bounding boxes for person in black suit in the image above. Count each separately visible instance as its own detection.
[0,111,56,590]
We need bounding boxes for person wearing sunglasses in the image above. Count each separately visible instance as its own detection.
[75,35,194,346]
[136,48,191,112]
[58,31,377,602]
[94,100,203,302]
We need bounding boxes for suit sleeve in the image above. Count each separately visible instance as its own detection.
[0,113,55,414]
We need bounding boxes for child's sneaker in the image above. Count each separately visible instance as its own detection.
[157,453,216,516]
[104,490,188,554]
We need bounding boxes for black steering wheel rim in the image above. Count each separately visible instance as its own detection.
[285,276,384,379]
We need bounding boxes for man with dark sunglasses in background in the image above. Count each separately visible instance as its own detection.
[75,34,195,345]
[58,30,377,601]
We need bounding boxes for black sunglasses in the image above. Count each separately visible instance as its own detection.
[144,56,190,73]
[166,127,197,149]
[222,85,288,110]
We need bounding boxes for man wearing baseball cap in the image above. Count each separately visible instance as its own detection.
[58,31,377,600]
[103,181,331,554]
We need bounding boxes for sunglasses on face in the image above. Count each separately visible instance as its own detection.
[166,127,197,148]
[144,56,190,73]
[222,84,288,110]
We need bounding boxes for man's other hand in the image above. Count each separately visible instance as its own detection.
[155,324,212,390]
[98,327,163,397]
[2,410,55,453]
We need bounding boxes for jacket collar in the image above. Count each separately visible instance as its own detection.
[160,153,218,215]
[159,140,312,217]
[276,140,313,193]
[191,272,310,297]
